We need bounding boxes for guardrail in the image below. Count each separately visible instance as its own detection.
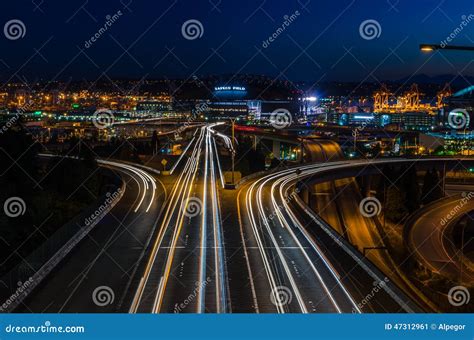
[0,159,124,312]
[291,194,422,313]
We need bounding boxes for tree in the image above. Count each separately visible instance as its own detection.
[79,141,97,169]
[249,143,266,173]
[151,130,160,155]
[270,157,281,169]
[421,168,443,204]
[401,165,420,213]
[385,185,409,222]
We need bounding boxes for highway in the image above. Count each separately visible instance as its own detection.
[406,194,474,283]
[16,128,472,314]
[19,159,166,312]
[236,157,450,313]
[300,143,456,311]
[130,124,229,313]
[304,141,391,281]
[238,174,360,312]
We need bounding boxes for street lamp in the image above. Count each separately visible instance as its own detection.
[420,43,474,157]
[230,118,235,186]
[420,44,474,52]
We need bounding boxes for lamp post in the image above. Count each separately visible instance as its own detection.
[460,221,466,284]
[420,44,474,52]
[420,43,474,156]
[230,118,235,185]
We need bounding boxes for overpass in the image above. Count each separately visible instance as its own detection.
[234,124,343,161]
[266,157,474,311]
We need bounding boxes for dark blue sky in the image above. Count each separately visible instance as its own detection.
[1,0,473,82]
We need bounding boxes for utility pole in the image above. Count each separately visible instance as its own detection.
[442,162,446,197]
[420,44,474,52]
[353,129,357,154]
[460,222,466,284]
[231,118,235,185]
[463,128,468,156]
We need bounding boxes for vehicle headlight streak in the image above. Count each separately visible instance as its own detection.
[254,179,309,313]
[245,181,297,313]
[212,137,225,188]
[208,123,234,153]
[130,124,230,313]
[97,160,156,213]
[198,128,209,313]
[243,158,451,313]
[198,124,228,312]
[152,128,205,313]
[39,155,157,214]
[245,164,354,313]
[272,172,360,313]
[208,126,228,312]
[208,123,229,187]
[170,136,195,175]
[130,127,206,313]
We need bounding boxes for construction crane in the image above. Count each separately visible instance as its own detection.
[373,84,391,112]
[437,83,452,108]
[373,83,440,113]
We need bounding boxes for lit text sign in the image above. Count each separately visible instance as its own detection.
[214,86,246,91]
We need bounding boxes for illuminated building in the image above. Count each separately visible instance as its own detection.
[135,100,172,116]
[207,85,298,120]
[443,84,474,130]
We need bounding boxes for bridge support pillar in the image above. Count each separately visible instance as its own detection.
[298,184,313,207]
[252,135,260,150]
[299,185,312,206]
[272,140,281,160]
[298,143,304,163]
[441,162,446,196]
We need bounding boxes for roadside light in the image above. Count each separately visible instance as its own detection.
[420,43,474,52]
[420,44,435,52]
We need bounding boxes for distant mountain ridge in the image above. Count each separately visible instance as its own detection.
[395,74,474,88]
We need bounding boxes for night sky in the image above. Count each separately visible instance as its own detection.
[1,0,473,82]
